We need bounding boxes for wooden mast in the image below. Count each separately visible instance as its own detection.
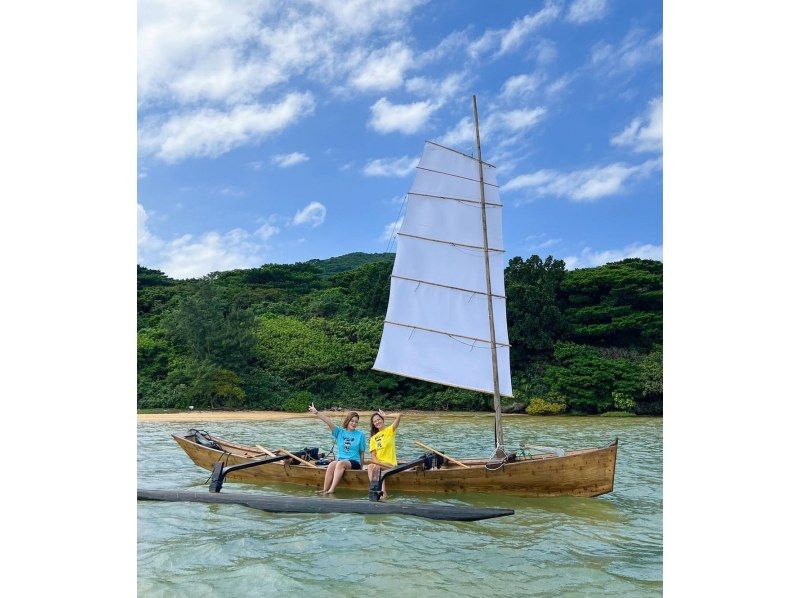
[472,94,505,456]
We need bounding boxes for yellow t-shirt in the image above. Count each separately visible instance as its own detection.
[369,425,397,466]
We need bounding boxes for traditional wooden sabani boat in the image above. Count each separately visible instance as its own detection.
[173,431,617,497]
[172,96,619,499]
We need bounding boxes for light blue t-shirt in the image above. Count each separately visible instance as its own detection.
[332,426,367,463]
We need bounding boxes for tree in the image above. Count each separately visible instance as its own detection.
[163,280,257,373]
[559,258,662,349]
[166,358,246,409]
[505,255,569,368]
[544,342,643,414]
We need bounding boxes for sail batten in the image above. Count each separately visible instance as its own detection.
[383,320,510,347]
[391,275,506,299]
[424,139,496,168]
[396,232,504,253]
[373,140,513,397]
[408,191,503,208]
[415,166,500,188]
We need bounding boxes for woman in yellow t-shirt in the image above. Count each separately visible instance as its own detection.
[366,409,402,500]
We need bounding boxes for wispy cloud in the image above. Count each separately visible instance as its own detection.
[438,107,547,148]
[139,92,315,162]
[611,97,662,153]
[349,41,414,91]
[503,158,662,202]
[369,97,440,134]
[566,0,608,24]
[525,233,562,250]
[138,203,277,278]
[292,201,327,227]
[564,243,662,269]
[272,152,310,167]
[469,1,561,59]
[363,155,418,177]
[405,71,467,100]
[379,216,404,242]
[255,222,280,240]
[500,73,544,100]
[138,0,427,106]
[591,29,662,77]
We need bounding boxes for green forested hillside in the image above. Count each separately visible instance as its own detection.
[138,252,662,415]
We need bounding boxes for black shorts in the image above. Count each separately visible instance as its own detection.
[347,459,362,470]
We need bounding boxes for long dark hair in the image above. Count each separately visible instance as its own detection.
[341,411,359,429]
[370,412,384,436]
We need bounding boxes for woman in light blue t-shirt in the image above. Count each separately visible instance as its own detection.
[309,403,366,495]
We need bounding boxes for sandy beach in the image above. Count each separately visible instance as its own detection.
[136,410,503,422]
[139,410,324,422]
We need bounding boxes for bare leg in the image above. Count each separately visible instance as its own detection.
[321,461,337,492]
[322,460,352,494]
[367,464,380,482]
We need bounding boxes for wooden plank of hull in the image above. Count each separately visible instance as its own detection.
[137,489,515,521]
[172,434,617,498]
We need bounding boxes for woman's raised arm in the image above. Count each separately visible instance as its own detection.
[308,403,336,431]
[378,409,402,431]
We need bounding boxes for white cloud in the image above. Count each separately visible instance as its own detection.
[255,222,280,240]
[417,30,470,64]
[500,73,543,100]
[438,106,547,150]
[525,233,562,250]
[139,92,315,162]
[611,97,662,153]
[159,230,266,278]
[438,116,475,147]
[369,97,439,134]
[292,201,327,227]
[469,1,560,58]
[405,72,466,100]
[137,203,163,256]
[566,0,608,24]
[534,39,558,66]
[591,29,662,76]
[139,0,428,106]
[503,158,661,202]
[138,203,275,278]
[564,243,663,269]
[546,75,572,96]
[499,1,561,55]
[349,42,414,91]
[379,217,404,242]
[493,107,547,132]
[363,156,418,177]
[272,152,310,167]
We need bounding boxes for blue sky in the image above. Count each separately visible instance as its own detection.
[137,0,662,278]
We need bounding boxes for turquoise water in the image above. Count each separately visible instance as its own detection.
[138,414,662,597]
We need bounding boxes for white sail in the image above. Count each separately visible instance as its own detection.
[373,141,513,397]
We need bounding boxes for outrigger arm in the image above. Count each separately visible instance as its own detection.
[209,448,320,492]
[369,452,444,501]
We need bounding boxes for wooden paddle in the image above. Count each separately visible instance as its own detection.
[413,441,469,469]
[277,448,317,468]
[255,444,277,457]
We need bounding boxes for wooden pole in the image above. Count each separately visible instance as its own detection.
[414,440,469,469]
[255,444,277,457]
[472,94,505,455]
[276,448,316,468]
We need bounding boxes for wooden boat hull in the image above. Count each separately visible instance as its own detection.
[173,433,618,498]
